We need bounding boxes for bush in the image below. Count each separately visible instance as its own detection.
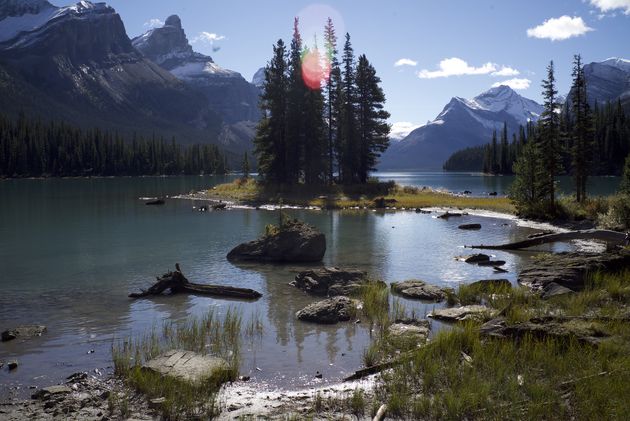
[598,194,630,230]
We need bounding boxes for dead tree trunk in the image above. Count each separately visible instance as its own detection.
[466,229,627,250]
[129,265,262,300]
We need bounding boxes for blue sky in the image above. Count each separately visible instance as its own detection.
[54,0,630,138]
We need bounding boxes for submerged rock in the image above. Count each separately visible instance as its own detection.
[290,267,370,296]
[142,350,230,385]
[459,223,482,230]
[227,219,326,262]
[390,280,448,301]
[477,260,506,267]
[1,325,46,342]
[437,211,462,219]
[461,253,491,263]
[429,305,495,322]
[295,296,359,324]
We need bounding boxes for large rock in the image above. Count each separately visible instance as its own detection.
[429,305,495,322]
[2,325,46,342]
[142,350,230,385]
[290,267,369,296]
[32,385,72,400]
[227,220,326,262]
[518,251,630,297]
[296,296,359,324]
[461,254,491,263]
[390,280,448,301]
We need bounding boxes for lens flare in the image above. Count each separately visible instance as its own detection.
[301,48,330,90]
[297,4,345,90]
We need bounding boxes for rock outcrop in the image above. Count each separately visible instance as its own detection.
[295,296,358,324]
[390,280,449,301]
[227,220,326,263]
[290,267,370,296]
[518,251,630,298]
[429,305,496,323]
[387,319,431,343]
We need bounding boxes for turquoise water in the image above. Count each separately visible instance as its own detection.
[0,173,616,398]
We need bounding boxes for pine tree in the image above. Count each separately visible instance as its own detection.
[254,39,288,183]
[355,54,390,182]
[509,139,543,216]
[499,122,509,173]
[620,154,630,196]
[302,43,327,184]
[537,60,563,214]
[490,130,498,173]
[242,151,250,179]
[570,54,595,203]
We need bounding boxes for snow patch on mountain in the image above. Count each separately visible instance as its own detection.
[0,0,112,47]
[171,61,240,80]
[601,57,630,73]
[252,67,265,87]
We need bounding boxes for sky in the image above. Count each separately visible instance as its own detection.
[52,0,630,139]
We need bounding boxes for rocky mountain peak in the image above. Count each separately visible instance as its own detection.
[0,0,53,20]
[164,14,181,29]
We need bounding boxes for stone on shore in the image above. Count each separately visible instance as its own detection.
[429,305,495,322]
[227,219,326,262]
[142,350,230,385]
[295,296,359,324]
[387,319,431,343]
[2,325,47,342]
[391,280,448,301]
[290,267,370,296]
[32,385,72,400]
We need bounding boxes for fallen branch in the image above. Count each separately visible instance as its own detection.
[466,229,627,250]
[343,361,398,382]
[129,264,262,300]
[373,404,388,421]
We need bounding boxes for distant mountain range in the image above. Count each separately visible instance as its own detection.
[381,57,630,171]
[0,0,260,161]
[379,85,544,170]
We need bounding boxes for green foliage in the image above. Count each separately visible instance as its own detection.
[0,112,227,177]
[621,154,630,196]
[443,145,485,171]
[597,194,630,230]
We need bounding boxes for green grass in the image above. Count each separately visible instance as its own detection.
[365,270,630,420]
[112,308,247,420]
[204,178,516,214]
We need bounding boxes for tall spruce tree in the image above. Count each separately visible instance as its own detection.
[254,39,288,183]
[509,138,543,216]
[355,54,390,183]
[286,18,306,183]
[339,33,358,183]
[570,54,593,202]
[499,122,509,173]
[324,18,339,185]
[537,60,563,213]
[302,43,327,184]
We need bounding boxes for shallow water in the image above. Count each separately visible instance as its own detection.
[0,174,603,398]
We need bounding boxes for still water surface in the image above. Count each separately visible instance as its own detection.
[0,173,617,398]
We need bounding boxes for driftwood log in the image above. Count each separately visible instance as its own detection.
[466,229,628,250]
[129,264,262,300]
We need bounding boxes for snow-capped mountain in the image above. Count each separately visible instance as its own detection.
[0,0,224,145]
[576,57,630,112]
[132,16,260,125]
[379,85,543,170]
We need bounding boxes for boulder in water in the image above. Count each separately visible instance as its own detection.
[390,280,448,301]
[295,296,359,324]
[227,220,325,262]
[1,325,46,342]
[290,267,370,296]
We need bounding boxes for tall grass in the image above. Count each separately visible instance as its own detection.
[112,308,244,419]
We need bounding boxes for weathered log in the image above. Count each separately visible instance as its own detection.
[129,265,262,300]
[373,404,388,421]
[466,229,627,250]
[343,360,398,382]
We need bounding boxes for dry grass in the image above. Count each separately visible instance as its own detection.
[203,178,516,214]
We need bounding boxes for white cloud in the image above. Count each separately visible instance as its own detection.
[390,122,422,140]
[394,58,417,67]
[492,78,532,90]
[417,57,497,79]
[143,18,164,28]
[191,32,226,44]
[589,0,630,14]
[491,66,520,77]
[526,16,593,41]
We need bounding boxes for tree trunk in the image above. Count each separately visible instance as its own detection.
[129,265,262,300]
[466,229,627,250]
